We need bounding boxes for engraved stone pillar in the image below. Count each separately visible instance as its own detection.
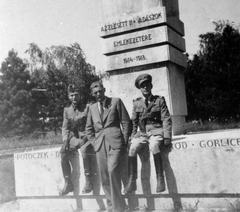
[99,0,187,135]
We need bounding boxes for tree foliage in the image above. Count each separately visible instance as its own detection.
[26,42,99,134]
[0,50,38,137]
[0,43,99,137]
[26,42,99,103]
[185,21,240,121]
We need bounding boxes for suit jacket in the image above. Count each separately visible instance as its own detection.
[62,104,90,149]
[85,97,131,152]
[131,95,172,139]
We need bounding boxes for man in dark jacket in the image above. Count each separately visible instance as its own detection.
[125,74,172,194]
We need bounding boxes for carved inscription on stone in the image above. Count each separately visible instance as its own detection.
[102,26,185,54]
[173,138,240,150]
[106,45,186,70]
[15,151,60,160]
[113,34,152,48]
[100,7,166,37]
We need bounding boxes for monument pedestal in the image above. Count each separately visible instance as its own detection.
[105,61,187,136]
[99,0,187,135]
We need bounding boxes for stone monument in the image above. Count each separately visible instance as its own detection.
[99,0,187,135]
[10,1,240,212]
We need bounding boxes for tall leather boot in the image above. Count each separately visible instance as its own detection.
[82,155,93,194]
[125,156,137,193]
[153,153,166,193]
[82,174,93,194]
[59,176,74,196]
[60,152,74,196]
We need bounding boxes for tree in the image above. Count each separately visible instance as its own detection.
[0,50,38,137]
[185,21,240,122]
[0,43,99,137]
[26,42,99,133]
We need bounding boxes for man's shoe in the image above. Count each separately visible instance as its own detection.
[154,153,166,193]
[156,175,165,193]
[124,179,137,193]
[59,177,74,196]
[82,176,93,194]
[125,156,137,194]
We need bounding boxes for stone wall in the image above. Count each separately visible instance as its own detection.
[14,130,240,211]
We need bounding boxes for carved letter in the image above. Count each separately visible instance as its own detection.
[199,140,206,148]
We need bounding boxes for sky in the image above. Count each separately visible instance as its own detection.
[0,0,240,72]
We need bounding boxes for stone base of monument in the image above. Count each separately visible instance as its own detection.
[14,129,240,211]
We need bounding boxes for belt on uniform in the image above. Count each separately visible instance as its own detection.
[145,119,161,125]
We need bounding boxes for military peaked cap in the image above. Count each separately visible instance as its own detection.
[68,84,79,94]
[135,74,152,89]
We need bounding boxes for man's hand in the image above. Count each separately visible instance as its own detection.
[60,140,69,153]
[75,136,88,149]
[164,138,171,146]
[159,138,172,152]
[73,114,82,125]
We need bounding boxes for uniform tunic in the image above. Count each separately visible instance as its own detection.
[129,95,172,156]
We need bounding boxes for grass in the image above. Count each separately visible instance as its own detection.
[135,204,148,212]
[168,200,200,212]
[226,199,240,212]
[181,200,200,212]
[0,131,62,151]
[1,121,239,151]
[183,121,240,134]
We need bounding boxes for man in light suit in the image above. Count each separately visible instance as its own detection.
[59,85,96,196]
[86,81,131,212]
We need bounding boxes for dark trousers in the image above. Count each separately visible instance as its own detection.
[80,143,96,176]
[96,140,126,212]
[60,149,80,195]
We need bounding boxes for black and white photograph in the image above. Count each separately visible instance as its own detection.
[0,0,240,211]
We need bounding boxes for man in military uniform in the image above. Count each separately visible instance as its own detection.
[125,74,172,194]
[59,84,96,196]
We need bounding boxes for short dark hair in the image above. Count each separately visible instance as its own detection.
[90,81,104,91]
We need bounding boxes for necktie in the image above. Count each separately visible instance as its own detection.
[99,102,104,120]
[145,98,148,107]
